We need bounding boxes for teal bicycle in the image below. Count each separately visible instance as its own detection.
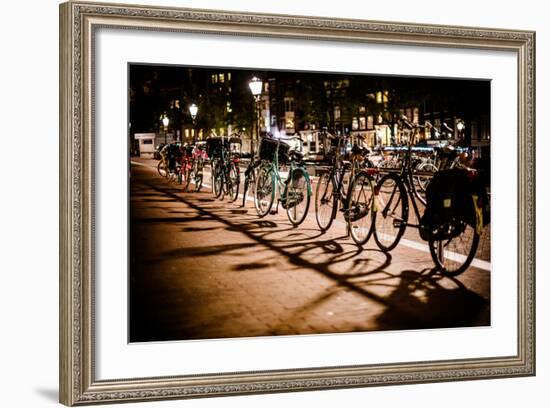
[254,137,312,226]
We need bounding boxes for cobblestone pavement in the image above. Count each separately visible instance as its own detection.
[129,158,490,342]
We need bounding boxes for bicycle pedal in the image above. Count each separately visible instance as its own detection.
[392,219,404,228]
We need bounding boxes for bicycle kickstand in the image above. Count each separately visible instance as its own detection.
[270,200,279,215]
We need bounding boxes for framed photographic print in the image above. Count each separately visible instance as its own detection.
[59,1,535,405]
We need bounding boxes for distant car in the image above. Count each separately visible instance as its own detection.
[154,143,166,160]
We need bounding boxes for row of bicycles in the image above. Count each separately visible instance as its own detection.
[155,118,490,277]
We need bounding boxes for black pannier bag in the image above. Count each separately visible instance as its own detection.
[206,137,228,159]
[259,137,290,164]
[419,168,490,241]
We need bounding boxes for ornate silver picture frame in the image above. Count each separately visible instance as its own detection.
[59,1,535,405]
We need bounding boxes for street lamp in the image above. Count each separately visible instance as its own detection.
[160,115,170,144]
[189,103,198,143]
[456,119,465,143]
[248,76,263,155]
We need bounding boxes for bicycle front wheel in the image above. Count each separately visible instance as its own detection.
[429,220,480,276]
[194,161,203,192]
[315,172,337,232]
[347,171,374,245]
[242,170,256,207]
[211,161,219,197]
[373,172,408,252]
[286,168,311,226]
[157,160,168,178]
[182,167,191,192]
[227,162,240,202]
[254,167,275,217]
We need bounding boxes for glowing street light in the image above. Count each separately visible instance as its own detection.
[248,76,263,155]
[189,103,199,143]
[248,76,263,101]
[161,115,169,128]
[189,103,198,121]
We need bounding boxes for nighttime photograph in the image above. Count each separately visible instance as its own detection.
[128,64,491,343]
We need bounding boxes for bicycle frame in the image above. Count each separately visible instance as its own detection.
[375,135,430,230]
[262,142,312,202]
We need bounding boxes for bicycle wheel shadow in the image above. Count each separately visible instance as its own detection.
[371,268,489,330]
[136,174,489,337]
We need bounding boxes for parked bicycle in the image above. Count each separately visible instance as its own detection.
[181,143,208,192]
[207,136,241,202]
[373,116,484,276]
[315,134,377,245]
[254,136,312,226]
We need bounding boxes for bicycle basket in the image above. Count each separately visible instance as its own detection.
[259,137,290,164]
[206,137,228,158]
[419,168,488,241]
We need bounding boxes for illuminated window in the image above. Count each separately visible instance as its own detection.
[359,106,366,114]
[406,108,412,121]
[367,116,374,129]
[227,72,231,81]
[377,113,383,124]
[285,118,294,130]
[413,107,419,124]
[226,102,232,113]
[352,117,359,130]
[284,97,294,113]
[376,91,383,104]
[383,90,389,103]
[211,74,217,83]
[219,73,225,83]
[334,106,341,120]
[359,116,366,129]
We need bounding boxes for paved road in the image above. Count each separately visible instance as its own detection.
[129,158,490,342]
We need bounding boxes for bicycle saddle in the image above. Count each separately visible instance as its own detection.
[289,150,304,161]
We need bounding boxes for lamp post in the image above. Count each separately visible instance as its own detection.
[189,103,198,144]
[456,119,465,143]
[161,115,169,144]
[248,76,263,155]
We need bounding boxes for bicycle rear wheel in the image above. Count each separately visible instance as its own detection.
[315,172,337,232]
[429,219,480,276]
[347,171,374,245]
[286,168,311,226]
[254,167,275,217]
[373,172,408,251]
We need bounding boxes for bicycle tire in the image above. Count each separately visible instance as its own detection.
[428,219,480,276]
[285,168,311,226]
[242,171,256,207]
[182,167,191,192]
[347,171,374,245]
[315,172,337,232]
[157,160,168,178]
[211,161,218,197]
[373,172,408,252]
[227,162,240,202]
[254,166,275,217]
